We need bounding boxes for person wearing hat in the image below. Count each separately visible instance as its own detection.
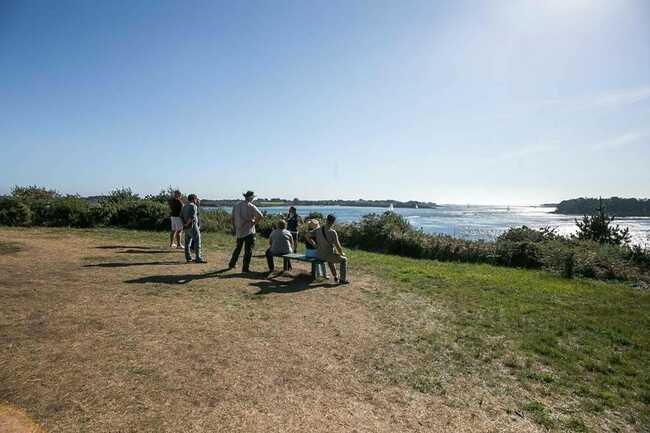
[304,219,327,278]
[305,214,348,284]
[228,190,264,272]
[304,219,320,259]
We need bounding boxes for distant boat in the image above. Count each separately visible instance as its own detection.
[414,203,418,209]
[388,203,394,211]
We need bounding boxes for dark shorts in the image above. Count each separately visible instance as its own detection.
[290,231,299,242]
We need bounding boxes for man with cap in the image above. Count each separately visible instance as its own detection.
[228,190,264,272]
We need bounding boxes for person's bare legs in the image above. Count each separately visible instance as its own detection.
[176,230,184,248]
[169,231,176,248]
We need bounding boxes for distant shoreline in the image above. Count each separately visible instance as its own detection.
[551,197,650,217]
[199,199,438,209]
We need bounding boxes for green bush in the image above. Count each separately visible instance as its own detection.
[0,197,32,226]
[339,212,496,264]
[101,187,140,205]
[39,196,94,227]
[199,208,233,233]
[11,185,59,202]
[108,200,168,230]
[257,212,286,237]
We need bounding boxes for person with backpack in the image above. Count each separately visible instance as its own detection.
[305,214,348,284]
[181,194,207,264]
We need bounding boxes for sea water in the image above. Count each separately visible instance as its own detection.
[207,205,650,246]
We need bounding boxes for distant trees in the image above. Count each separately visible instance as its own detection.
[574,197,631,245]
[11,185,59,202]
[555,197,650,217]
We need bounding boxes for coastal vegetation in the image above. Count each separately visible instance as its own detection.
[554,197,650,217]
[1,186,649,284]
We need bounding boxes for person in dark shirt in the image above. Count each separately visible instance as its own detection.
[286,206,303,252]
[168,190,184,249]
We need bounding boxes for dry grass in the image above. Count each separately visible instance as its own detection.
[0,228,578,432]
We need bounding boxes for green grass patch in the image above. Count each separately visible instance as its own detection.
[352,250,650,430]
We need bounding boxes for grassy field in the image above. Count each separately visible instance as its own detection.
[0,227,648,433]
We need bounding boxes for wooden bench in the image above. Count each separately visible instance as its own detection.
[282,253,328,278]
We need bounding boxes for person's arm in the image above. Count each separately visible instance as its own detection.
[253,205,264,223]
[304,231,316,247]
[184,206,197,228]
[333,231,344,255]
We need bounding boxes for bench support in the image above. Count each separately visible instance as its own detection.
[282,254,328,279]
[311,262,328,279]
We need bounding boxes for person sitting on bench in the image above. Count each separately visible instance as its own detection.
[304,219,327,278]
[305,214,349,284]
[266,220,293,272]
[304,219,320,258]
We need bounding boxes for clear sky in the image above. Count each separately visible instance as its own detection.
[1,0,649,204]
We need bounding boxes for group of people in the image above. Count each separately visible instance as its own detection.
[168,190,349,284]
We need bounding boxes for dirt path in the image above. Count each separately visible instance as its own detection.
[0,230,541,433]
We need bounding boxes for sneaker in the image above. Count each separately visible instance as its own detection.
[338,280,350,285]
[186,259,193,263]
[170,244,177,248]
[195,258,208,264]
[177,244,185,249]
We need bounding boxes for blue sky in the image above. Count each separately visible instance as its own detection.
[1,0,649,204]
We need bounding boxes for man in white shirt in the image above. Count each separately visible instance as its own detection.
[228,190,264,272]
[265,220,293,272]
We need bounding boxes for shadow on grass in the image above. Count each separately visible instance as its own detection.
[249,274,336,295]
[125,268,231,284]
[84,261,181,268]
[218,271,272,281]
[0,241,23,255]
[96,245,160,250]
[117,249,175,254]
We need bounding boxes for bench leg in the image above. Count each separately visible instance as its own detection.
[283,257,290,272]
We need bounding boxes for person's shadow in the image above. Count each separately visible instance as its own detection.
[125,268,230,284]
[84,261,179,268]
[248,274,335,295]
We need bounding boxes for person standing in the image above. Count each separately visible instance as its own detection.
[265,220,293,272]
[181,194,207,264]
[286,206,303,252]
[305,214,348,284]
[168,190,184,249]
[228,190,264,272]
